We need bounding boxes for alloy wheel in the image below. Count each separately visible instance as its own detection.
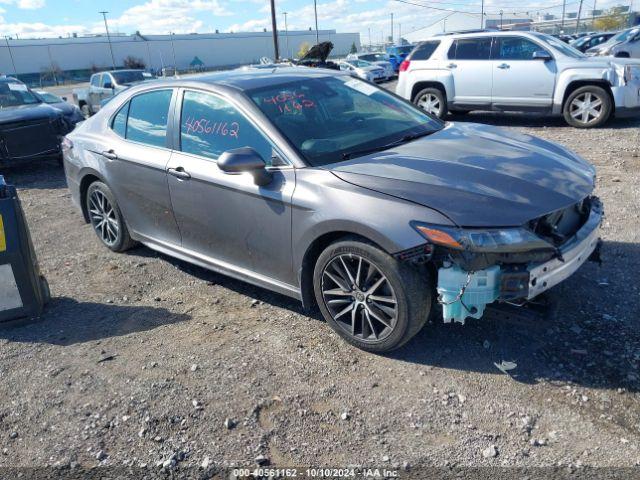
[321,254,398,343]
[569,91,603,125]
[417,93,441,116]
[89,189,119,246]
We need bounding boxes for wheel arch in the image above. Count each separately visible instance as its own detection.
[298,230,391,311]
[78,168,107,223]
[558,79,615,115]
[410,80,448,103]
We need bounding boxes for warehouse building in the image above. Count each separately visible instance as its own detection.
[0,29,360,85]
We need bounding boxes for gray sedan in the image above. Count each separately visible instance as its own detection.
[63,68,601,352]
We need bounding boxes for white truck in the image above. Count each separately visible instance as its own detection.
[396,30,640,127]
[73,69,155,117]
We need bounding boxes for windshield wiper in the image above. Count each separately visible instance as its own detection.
[341,130,435,160]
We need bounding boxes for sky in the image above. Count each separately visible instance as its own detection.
[0,0,631,42]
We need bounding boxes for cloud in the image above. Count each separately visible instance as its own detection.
[0,0,45,9]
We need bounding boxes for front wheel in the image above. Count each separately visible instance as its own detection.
[313,238,432,353]
[563,85,612,128]
[413,87,447,119]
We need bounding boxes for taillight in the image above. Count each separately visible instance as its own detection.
[399,60,410,72]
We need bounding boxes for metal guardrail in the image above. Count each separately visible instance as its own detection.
[0,175,50,323]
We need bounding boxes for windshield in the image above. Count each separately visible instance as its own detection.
[111,70,149,84]
[349,60,373,68]
[535,33,585,58]
[248,76,443,166]
[360,53,387,62]
[0,82,40,108]
[603,27,640,46]
[36,91,62,103]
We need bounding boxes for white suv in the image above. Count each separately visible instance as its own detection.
[396,31,640,127]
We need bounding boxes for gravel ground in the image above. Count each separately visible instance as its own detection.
[0,81,639,477]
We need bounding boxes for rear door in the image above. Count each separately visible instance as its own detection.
[100,88,181,245]
[446,37,493,107]
[490,36,556,109]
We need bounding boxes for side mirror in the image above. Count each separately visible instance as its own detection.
[103,82,114,89]
[62,96,68,101]
[218,147,272,186]
[532,50,552,61]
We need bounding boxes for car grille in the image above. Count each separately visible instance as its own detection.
[0,118,62,160]
[528,197,591,247]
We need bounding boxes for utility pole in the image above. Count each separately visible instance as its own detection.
[170,32,177,71]
[283,12,290,59]
[313,0,319,44]
[399,23,402,43]
[4,37,17,78]
[576,0,584,33]
[269,0,280,60]
[500,9,504,29]
[592,0,596,28]
[368,27,371,49]
[561,0,566,29]
[481,0,484,28]
[100,11,116,70]
[443,18,447,32]
[390,13,394,45]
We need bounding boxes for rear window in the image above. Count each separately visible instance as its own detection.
[409,41,440,61]
[448,38,492,60]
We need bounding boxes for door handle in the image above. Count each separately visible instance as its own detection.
[167,167,191,180]
[101,150,118,160]
[447,63,457,69]
[497,63,510,69]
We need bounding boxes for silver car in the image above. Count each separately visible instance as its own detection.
[63,68,602,352]
[338,60,386,83]
[347,53,395,79]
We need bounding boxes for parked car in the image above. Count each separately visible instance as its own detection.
[73,69,156,117]
[386,45,415,71]
[33,90,85,126]
[346,52,395,79]
[570,32,617,52]
[0,77,70,166]
[338,60,386,82]
[586,26,640,58]
[64,68,602,352]
[396,31,640,127]
[293,42,340,70]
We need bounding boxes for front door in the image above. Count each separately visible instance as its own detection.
[491,36,556,109]
[166,89,295,284]
[447,37,493,107]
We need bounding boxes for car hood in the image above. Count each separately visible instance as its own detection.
[300,42,334,62]
[326,123,595,228]
[0,103,62,124]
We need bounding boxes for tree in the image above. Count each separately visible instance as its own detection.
[40,62,63,86]
[350,41,357,54]
[297,42,311,58]
[123,56,146,69]
[594,9,627,31]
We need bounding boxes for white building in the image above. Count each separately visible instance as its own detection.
[0,29,359,82]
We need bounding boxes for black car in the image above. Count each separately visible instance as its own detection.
[570,32,617,52]
[293,42,340,70]
[0,78,71,165]
[33,90,85,126]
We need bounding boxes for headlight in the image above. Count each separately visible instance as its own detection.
[412,223,554,253]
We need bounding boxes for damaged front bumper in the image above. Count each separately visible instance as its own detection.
[435,198,603,324]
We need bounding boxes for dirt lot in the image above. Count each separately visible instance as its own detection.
[1,91,639,476]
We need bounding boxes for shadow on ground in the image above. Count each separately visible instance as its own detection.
[448,111,640,129]
[0,297,191,346]
[0,160,66,190]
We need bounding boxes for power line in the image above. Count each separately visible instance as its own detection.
[390,0,581,17]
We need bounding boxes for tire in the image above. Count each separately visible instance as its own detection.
[413,87,447,119]
[562,85,612,128]
[313,238,432,353]
[85,181,136,252]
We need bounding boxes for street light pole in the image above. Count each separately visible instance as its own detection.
[283,12,290,59]
[576,0,584,33]
[313,0,319,44]
[269,0,280,60]
[500,9,504,29]
[561,0,566,29]
[4,37,17,78]
[390,13,394,45]
[481,0,484,28]
[100,11,116,69]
